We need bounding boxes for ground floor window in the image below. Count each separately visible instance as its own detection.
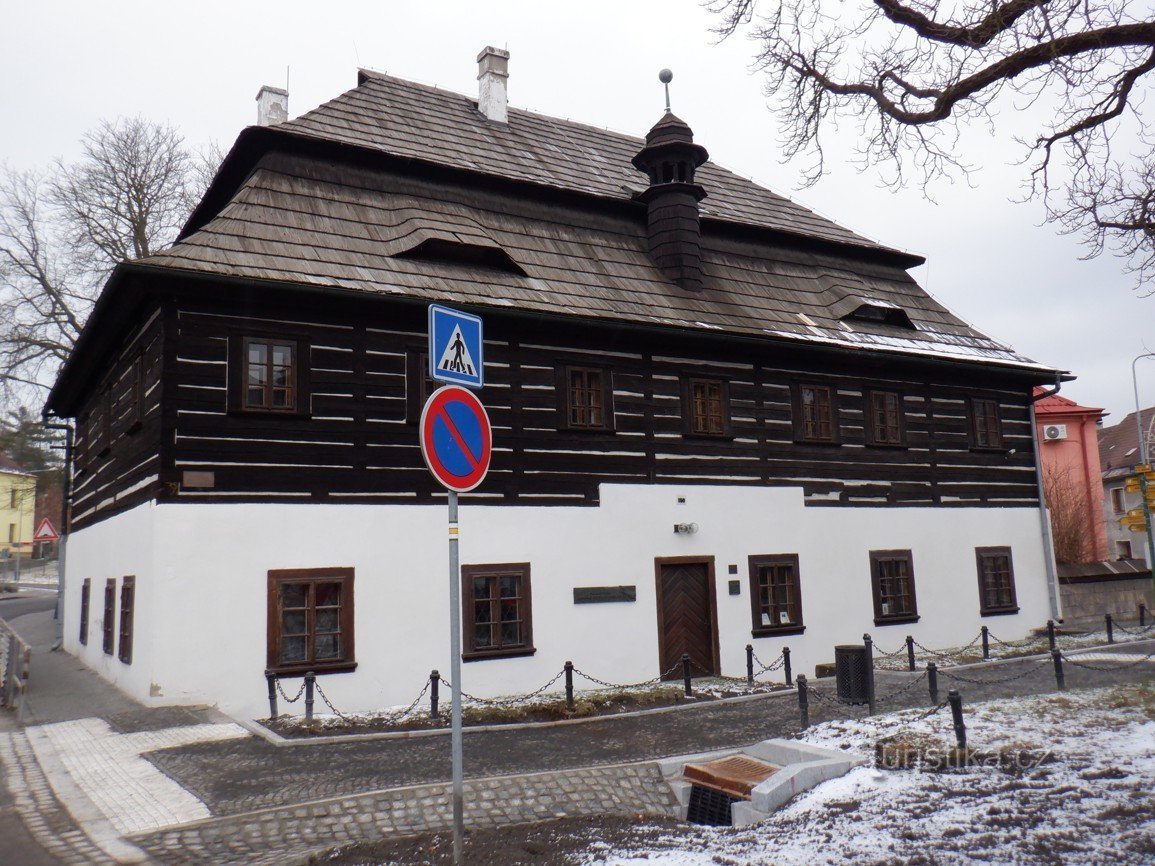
[747,554,804,636]
[976,547,1018,615]
[461,563,535,661]
[102,578,116,655]
[79,578,90,645]
[118,576,135,664]
[266,568,356,675]
[870,550,919,625]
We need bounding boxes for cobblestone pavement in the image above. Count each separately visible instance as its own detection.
[27,718,249,835]
[145,642,1155,818]
[0,730,119,866]
[131,762,678,866]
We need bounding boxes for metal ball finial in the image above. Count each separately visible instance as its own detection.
[659,69,673,113]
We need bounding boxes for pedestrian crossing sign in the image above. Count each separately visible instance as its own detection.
[428,304,484,389]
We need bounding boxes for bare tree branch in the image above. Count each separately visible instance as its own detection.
[0,118,221,407]
[708,0,1155,286]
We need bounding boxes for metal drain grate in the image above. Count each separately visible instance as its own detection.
[686,784,741,826]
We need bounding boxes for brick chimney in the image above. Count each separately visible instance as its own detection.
[477,46,510,123]
[256,85,289,126]
[632,113,709,291]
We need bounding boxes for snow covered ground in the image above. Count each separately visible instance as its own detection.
[583,684,1155,866]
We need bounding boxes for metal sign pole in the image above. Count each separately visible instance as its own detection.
[448,489,464,865]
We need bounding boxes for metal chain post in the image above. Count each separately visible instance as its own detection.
[304,671,315,722]
[863,633,876,715]
[927,661,939,705]
[681,653,692,697]
[1106,614,1114,644]
[947,689,966,750]
[783,646,792,686]
[905,636,916,672]
[1047,620,1056,652]
[1052,649,1065,691]
[796,674,809,730]
[564,661,575,711]
[430,670,440,719]
[745,644,754,686]
[265,670,278,719]
[981,626,990,660]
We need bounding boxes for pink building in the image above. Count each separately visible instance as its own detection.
[1034,389,1107,563]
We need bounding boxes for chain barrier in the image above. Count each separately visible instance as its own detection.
[804,684,868,708]
[441,668,567,707]
[311,679,350,721]
[875,671,929,705]
[751,650,786,675]
[870,642,907,658]
[987,631,1042,651]
[939,657,1051,687]
[1061,649,1155,672]
[275,677,306,704]
[913,632,983,661]
[376,677,434,723]
[1112,621,1155,637]
[572,658,684,691]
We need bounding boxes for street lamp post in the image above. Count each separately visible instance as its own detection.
[1131,353,1155,580]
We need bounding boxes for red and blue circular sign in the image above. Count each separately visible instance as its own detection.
[420,386,492,492]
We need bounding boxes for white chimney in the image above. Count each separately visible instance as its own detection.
[256,85,289,126]
[477,46,509,123]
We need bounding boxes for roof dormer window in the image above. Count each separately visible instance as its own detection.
[834,296,916,330]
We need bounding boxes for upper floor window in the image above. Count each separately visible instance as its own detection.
[866,390,905,446]
[794,384,838,443]
[971,398,1002,449]
[869,549,919,625]
[245,338,297,411]
[683,378,729,437]
[267,568,356,675]
[975,547,1018,616]
[748,554,804,636]
[461,563,535,661]
[1110,487,1126,514]
[562,366,614,431]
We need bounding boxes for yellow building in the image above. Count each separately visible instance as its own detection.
[0,453,36,558]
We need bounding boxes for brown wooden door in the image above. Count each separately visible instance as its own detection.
[655,557,719,679]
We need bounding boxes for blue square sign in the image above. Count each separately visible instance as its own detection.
[428,304,484,389]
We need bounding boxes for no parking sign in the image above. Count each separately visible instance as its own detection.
[419,385,492,492]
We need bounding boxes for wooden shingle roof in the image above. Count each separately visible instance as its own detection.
[143,153,1044,369]
[274,70,899,257]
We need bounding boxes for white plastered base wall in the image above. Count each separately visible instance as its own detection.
[62,484,1051,721]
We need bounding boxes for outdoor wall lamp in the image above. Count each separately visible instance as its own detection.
[673,522,699,534]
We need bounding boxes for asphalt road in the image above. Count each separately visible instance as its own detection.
[0,591,59,622]
[1,590,66,866]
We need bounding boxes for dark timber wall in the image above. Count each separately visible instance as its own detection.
[71,306,165,528]
[69,283,1041,528]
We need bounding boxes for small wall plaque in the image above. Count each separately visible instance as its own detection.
[728,580,741,596]
[182,471,215,489]
[573,586,637,605]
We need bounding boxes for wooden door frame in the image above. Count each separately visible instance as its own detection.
[653,555,721,677]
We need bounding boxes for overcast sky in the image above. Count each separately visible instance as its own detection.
[3,0,1152,421]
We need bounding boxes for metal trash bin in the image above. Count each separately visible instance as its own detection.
[834,644,870,704]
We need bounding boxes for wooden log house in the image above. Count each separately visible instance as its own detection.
[46,49,1062,718]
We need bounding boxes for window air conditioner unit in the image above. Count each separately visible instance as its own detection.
[1043,424,1068,442]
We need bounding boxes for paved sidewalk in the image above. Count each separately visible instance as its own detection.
[1,597,1153,866]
